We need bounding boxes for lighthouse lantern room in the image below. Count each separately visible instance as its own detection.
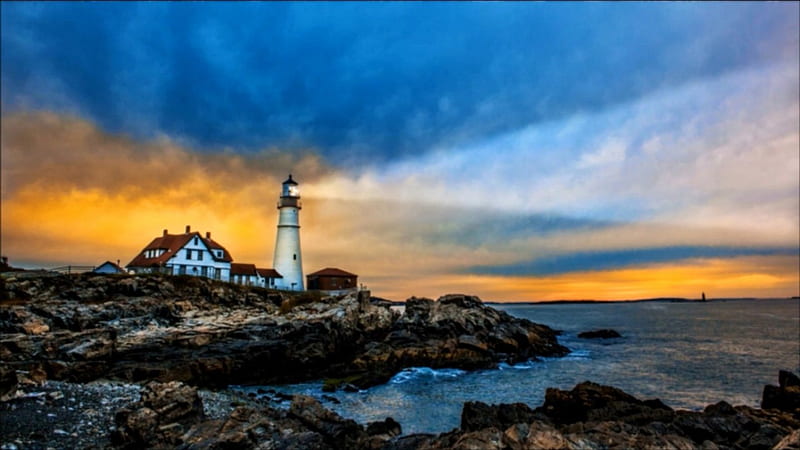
[273,174,304,290]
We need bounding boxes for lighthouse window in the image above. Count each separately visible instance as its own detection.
[293,254,297,260]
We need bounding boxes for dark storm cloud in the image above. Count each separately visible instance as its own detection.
[2,2,796,163]
[468,246,800,277]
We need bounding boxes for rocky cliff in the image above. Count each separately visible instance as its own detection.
[0,273,568,389]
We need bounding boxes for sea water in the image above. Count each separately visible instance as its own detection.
[235,298,799,434]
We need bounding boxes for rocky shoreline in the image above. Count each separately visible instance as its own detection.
[1,274,567,390]
[2,372,798,449]
[2,274,799,449]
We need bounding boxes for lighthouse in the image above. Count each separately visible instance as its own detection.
[273,174,304,290]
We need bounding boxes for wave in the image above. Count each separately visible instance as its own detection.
[389,367,467,384]
[564,349,591,360]
[497,361,538,370]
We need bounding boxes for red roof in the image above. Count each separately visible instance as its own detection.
[230,263,257,276]
[126,231,233,268]
[307,267,357,278]
[256,268,283,278]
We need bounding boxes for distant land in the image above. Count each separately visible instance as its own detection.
[483,297,800,305]
[379,297,800,305]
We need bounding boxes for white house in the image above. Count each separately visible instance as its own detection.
[93,260,126,274]
[126,226,233,281]
[230,263,258,286]
[127,226,284,288]
[256,268,283,289]
[230,263,283,288]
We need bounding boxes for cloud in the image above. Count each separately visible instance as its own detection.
[2,2,797,161]
[467,246,800,277]
[1,110,798,301]
[1,3,797,300]
[0,112,334,268]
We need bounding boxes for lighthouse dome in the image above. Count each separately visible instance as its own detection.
[282,174,300,197]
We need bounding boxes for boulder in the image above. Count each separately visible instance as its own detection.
[289,395,366,448]
[577,329,621,339]
[365,417,402,437]
[461,401,544,432]
[538,381,673,425]
[111,381,204,448]
[762,370,800,414]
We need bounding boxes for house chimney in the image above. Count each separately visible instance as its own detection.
[206,231,211,239]
[185,225,191,234]
[163,229,168,236]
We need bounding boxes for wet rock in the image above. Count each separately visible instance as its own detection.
[538,381,674,425]
[437,377,800,450]
[461,401,543,432]
[762,370,800,414]
[365,417,401,437]
[577,329,622,339]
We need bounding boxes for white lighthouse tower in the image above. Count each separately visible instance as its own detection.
[273,174,304,290]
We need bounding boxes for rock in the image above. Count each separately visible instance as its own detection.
[780,370,800,388]
[538,381,673,425]
[762,370,800,414]
[1,274,568,392]
[0,364,18,399]
[461,401,543,432]
[21,319,50,335]
[577,329,621,339]
[414,379,799,450]
[111,381,204,447]
[773,428,800,449]
[366,417,402,437]
[510,422,571,449]
[289,395,367,448]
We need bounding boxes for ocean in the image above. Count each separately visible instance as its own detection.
[235,298,800,434]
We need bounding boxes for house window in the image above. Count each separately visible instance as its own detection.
[186,249,192,260]
[198,251,203,261]
[179,265,186,275]
[194,237,198,245]
[213,268,220,280]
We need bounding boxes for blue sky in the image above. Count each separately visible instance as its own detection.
[1,2,798,300]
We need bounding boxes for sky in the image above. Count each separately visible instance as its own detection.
[1,2,798,301]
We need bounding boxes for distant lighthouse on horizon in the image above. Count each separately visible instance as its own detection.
[273,174,304,290]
